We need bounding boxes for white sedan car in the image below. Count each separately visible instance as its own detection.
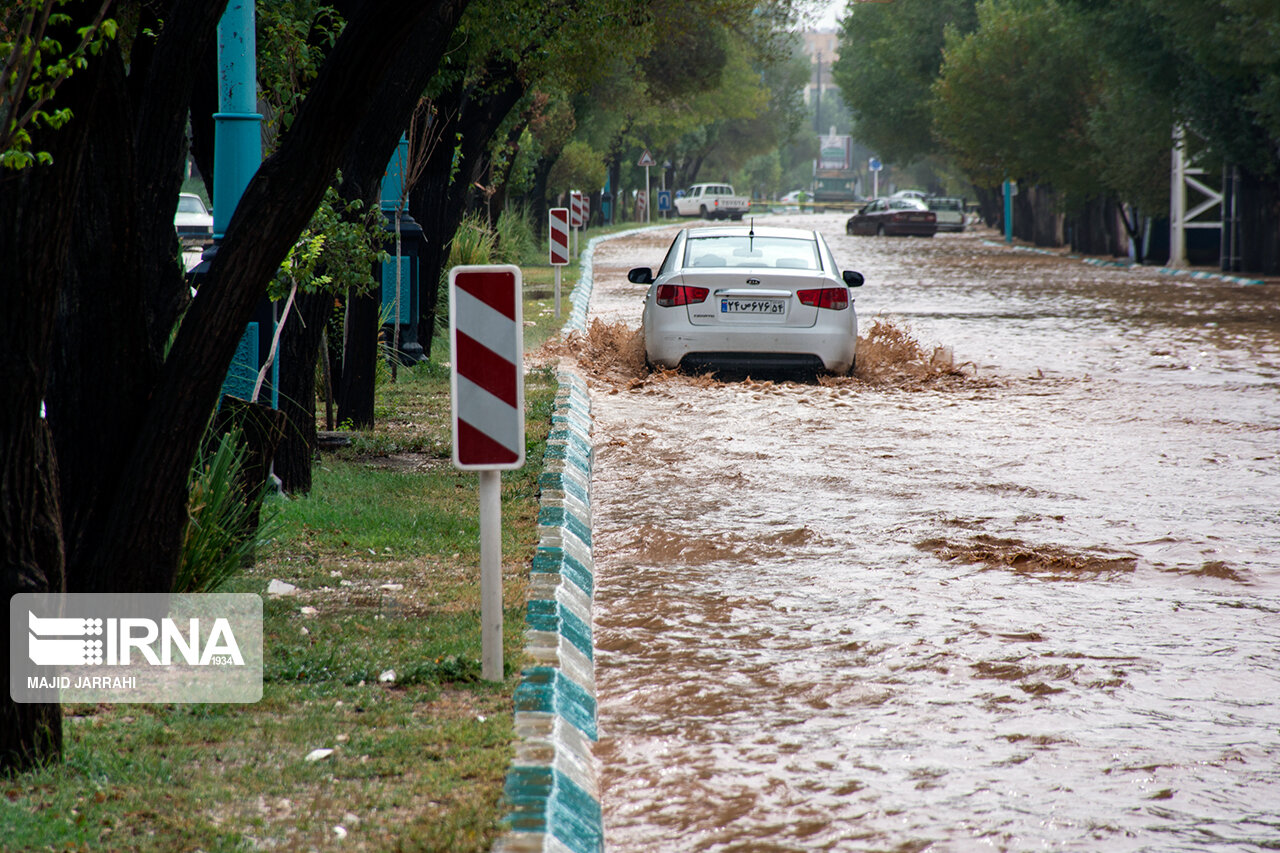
[632,225,864,375]
[175,192,213,240]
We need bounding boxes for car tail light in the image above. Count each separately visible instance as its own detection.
[656,284,710,307]
[797,288,849,310]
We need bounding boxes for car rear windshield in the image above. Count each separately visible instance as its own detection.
[683,235,819,270]
[177,196,207,214]
[928,197,963,211]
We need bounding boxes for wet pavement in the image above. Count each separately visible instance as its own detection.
[579,214,1280,851]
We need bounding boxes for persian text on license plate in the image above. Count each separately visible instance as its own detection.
[721,298,785,315]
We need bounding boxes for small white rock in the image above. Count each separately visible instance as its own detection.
[379,583,404,591]
[267,579,298,596]
[300,606,318,617]
[378,669,396,683]
[333,825,348,840]
[304,748,334,762]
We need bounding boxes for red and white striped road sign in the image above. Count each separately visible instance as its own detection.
[549,207,570,266]
[449,265,525,470]
[570,191,585,228]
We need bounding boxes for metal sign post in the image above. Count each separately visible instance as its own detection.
[449,265,526,682]
[638,149,657,223]
[549,207,569,319]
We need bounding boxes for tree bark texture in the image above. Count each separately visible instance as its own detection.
[1067,195,1125,257]
[1013,184,1064,247]
[337,289,379,429]
[973,185,1003,233]
[1239,168,1280,275]
[274,289,333,494]
[213,397,287,555]
[0,9,99,775]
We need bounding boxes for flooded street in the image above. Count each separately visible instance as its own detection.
[581,213,1280,851]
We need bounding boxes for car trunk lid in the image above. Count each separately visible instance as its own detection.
[675,269,827,328]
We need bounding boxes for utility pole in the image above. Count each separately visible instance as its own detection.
[814,51,822,135]
[191,1,270,406]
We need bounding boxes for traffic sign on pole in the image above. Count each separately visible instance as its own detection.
[448,264,525,682]
[449,265,525,471]
[637,151,656,224]
[549,207,570,266]
[549,207,569,319]
[570,191,584,256]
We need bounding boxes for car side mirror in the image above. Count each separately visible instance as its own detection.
[628,267,654,284]
[843,270,865,288]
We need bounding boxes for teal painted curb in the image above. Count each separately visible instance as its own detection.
[498,229,665,852]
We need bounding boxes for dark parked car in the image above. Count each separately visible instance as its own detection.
[845,197,937,238]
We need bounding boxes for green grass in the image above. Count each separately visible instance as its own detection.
[1,266,573,851]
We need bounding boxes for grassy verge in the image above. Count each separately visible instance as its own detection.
[2,268,578,851]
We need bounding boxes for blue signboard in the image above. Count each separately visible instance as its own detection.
[657,190,672,212]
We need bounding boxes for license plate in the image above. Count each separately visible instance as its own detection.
[721,298,785,315]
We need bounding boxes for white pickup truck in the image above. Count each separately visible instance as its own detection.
[673,183,750,220]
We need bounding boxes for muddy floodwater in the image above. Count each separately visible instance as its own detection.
[579,214,1280,851]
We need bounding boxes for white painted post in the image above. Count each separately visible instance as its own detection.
[479,469,503,681]
[1169,125,1187,268]
[645,164,651,224]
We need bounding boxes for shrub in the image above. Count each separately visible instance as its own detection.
[175,426,279,593]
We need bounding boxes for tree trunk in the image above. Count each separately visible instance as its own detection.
[0,9,105,775]
[275,289,332,493]
[337,289,379,429]
[0,422,66,775]
[973,184,1003,233]
[1014,184,1063,247]
[1238,167,1280,275]
[213,397,287,560]
[1067,195,1116,256]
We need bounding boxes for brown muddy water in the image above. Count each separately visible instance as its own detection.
[578,214,1280,852]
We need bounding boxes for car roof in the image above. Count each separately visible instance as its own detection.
[683,225,817,240]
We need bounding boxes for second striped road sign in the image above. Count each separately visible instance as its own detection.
[549,207,569,318]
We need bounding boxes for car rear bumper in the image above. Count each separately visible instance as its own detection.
[646,327,855,374]
[886,223,938,237]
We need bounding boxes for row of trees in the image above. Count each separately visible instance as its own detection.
[1,0,815,772]
[832,0,1280,273]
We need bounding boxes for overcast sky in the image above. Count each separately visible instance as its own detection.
[814,0,842,30]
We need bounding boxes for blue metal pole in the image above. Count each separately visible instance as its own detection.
[376,136,426,363]
[212,1,262,239]
[380,136,409,213]
[206,1,272,406]
[1003,180,1013,244]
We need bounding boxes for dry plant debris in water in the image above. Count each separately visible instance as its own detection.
[563,317,975,390]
